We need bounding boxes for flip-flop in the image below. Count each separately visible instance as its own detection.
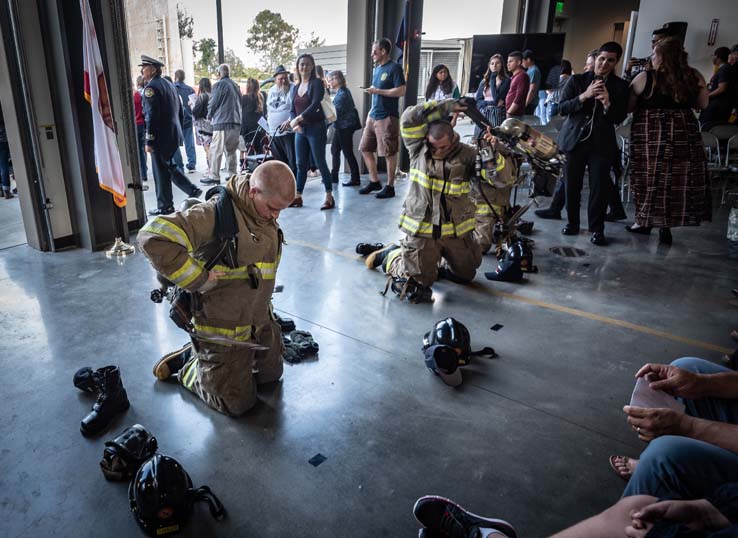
[609,455,634,481]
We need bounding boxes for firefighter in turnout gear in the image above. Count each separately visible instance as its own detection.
[365,99,482,302]
[472,136,518,255]
[138,161,296,416]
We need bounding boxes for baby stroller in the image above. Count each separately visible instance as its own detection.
[239,123,272,173]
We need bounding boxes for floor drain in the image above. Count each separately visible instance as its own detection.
[550,246,588,257]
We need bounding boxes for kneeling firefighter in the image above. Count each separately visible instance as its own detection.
[365,98,483,303]
[138,161,296,416]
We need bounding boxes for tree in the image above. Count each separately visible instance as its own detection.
[177,4,194,39]
[193,38,218,77]
[224,49,246,79]
[300,32,325,50]
[245,10,299,71]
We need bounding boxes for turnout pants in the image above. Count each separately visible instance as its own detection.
[178,320,284,417]
[385,234,482,287]
[209,128,240,181]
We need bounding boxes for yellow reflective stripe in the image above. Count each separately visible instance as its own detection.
[423,100,437,109]
[427,111,443,122]
[385,247,402,269]
[495,153,506,172]
[399,214,421,234]
[141,217,193,252]
[454,218,476,236]
[399,215,476,237]
[167,257,204,288]
[401,123,428,139]
[183,359,199,388]
[409,169,470,196]
[255,261,277,280]
[193,323,253,342]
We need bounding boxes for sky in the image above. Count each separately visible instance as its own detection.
[178,0,503,66]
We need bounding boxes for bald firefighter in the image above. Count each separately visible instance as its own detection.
[138,161,296,416]
[365,99,482,303]
[472,137,518,255]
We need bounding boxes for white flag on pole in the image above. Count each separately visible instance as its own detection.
[80,0,126,207]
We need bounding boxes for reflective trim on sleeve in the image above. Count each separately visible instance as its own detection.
[167,257,204,288]
[141,217,193,252]
[401,123,428,139]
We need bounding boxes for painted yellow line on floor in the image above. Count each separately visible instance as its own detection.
[288,240,733,355]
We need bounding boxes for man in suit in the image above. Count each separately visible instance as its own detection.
[140,55,201,215]
[557,42,629,246]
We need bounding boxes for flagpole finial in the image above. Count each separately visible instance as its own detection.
[106,237,135,259]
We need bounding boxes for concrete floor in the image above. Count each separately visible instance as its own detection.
[1,144,737,537]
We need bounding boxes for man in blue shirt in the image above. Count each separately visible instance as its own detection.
[173,70,196,172]
[522,49,541,117]
[358,37,406,199]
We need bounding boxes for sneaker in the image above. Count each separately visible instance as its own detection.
[200,177,220,185]
[148,207,175,216]
[187,166,196,173]
[359,181,382,195]
[413,496,517,538]
[152,343,192,380]
[376,185,395,199]
[191,188,203,198]
[365,244,398,269]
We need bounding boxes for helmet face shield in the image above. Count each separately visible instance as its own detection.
[423,318,472,365]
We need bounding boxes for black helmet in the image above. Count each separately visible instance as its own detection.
[423,318,472,365]
[505,239,534,272]
[129,455,192,536]
[178,198,201,212]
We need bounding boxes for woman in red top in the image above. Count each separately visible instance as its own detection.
[133,76,147,181]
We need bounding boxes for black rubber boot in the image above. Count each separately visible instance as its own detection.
[80,366,129,437]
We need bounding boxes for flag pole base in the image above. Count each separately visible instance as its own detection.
[105,237,135,258]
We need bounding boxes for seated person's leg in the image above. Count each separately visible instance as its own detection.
[179,344,257,417]
[623,435,738,500]
[671,357,738,424]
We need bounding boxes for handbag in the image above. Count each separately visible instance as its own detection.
[350,108,362,131]
[321,91,337,123]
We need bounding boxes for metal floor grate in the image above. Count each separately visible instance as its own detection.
[549,246,588,257]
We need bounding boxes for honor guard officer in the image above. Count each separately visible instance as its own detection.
[140,54,201,215]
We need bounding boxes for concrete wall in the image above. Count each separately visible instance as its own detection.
[557,0,640,71]
[633,0,738,79]
[123,0,184,81]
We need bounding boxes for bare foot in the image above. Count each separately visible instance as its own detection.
[609,455,639,480]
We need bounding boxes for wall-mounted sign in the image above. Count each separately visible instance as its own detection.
[708,18,719,46]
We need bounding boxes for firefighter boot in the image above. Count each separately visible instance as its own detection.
[73,366,103,393]
[80,366,130,437]
[365,244,399,269]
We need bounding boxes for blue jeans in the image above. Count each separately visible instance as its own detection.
[0,140,10,190]
[623,357,738,499]
[295,122,332,194]
[136,124,148,180]
[182,124,196,169]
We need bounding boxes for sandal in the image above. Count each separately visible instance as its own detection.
[609,455,636,481]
